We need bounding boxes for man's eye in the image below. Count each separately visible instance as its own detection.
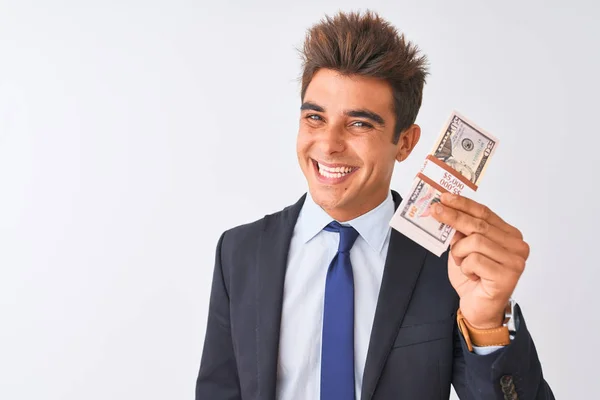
[307,114,322,121]
[351,121,373,128]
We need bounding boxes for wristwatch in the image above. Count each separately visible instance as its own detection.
[457,298,517,352]
[503,298,518,340]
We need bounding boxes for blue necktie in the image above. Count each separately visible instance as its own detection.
[320,221,360,400]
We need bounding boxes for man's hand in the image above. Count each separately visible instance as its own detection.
[431,192,530,329]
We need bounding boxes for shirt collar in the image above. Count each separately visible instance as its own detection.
[297,191,394,253]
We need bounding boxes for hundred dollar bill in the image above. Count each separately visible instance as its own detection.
[389,111,499,256]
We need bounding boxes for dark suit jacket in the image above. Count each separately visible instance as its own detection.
[196,191,554,399]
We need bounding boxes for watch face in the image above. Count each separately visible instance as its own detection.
[504,299,517,334]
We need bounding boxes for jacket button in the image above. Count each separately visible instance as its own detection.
[500,375,517,399]
[500,375,513,387]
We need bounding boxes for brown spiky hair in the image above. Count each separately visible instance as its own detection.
[300,10,428,144]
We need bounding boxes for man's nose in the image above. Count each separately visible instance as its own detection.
[317,124,346,155]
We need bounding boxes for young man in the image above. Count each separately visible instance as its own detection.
[196,11,554,400]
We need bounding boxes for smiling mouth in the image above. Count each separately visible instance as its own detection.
[311,159,359,182]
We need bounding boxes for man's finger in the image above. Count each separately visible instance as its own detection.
[459,253,508,286]
[440,193,523,239]
[449,231,467,266]
[450,231,466,247]
[451,233,527,274]
[432,203,530,259]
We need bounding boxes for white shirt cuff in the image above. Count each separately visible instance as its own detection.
[472,345,505,355]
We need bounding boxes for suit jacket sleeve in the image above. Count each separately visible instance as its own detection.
[452,304,555,399]
[195,231,241,400]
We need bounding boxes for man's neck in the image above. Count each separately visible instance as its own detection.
[321,191,390,222]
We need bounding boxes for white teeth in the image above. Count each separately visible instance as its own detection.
[317,162,354,175]
[317,162,355,179]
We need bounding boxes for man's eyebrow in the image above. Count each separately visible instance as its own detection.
[300,102,386,126]
[345,109,386,126]
[300,102,324,112]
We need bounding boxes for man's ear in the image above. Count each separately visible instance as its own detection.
[395,124,421,162]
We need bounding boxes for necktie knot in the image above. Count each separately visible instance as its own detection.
[324,221,359,254]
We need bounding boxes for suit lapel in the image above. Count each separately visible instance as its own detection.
[255,194,306,399]
[360,190,429,400]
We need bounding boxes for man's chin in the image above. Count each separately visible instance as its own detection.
[309,186,352,212]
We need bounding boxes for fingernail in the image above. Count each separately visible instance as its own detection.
[435,204,443,214]
[442,193,455,201]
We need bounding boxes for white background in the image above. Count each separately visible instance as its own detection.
[1,1,598,399]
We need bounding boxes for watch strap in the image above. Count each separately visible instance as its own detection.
[456,308,511,352]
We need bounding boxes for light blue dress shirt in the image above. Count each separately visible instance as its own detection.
[276,191,500,400]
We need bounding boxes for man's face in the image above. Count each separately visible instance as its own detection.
[297,68,413,220]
